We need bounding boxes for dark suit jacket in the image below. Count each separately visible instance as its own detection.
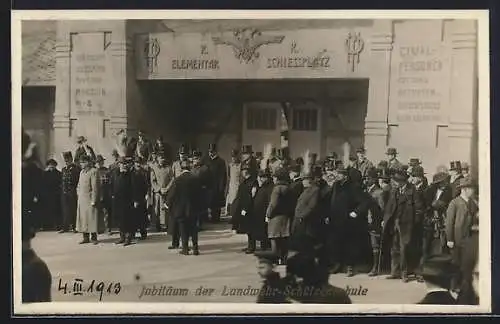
[347,167,363,188]
[74,145,96,163]
[418,291,457,305]
[383,184,425,245]
[166,171,197,220]
[230,176,256,233]
[206,155,228,207]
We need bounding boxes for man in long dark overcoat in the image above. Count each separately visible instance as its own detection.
[132,156,150,240]
[191,150,211,228]
[41,159,62,230]
[248,169,273,252]
[381,169,425,283]
[166,160,199,255]
[230,166,255,240]
[112,158,135,246]
[290,166,324,255]
[206,143,227,223]
[327,166,369,277]
[60,151,80,233]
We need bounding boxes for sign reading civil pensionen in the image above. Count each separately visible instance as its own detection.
[135,28,370,80]
[70,33,109,118]
[389,42,451,124]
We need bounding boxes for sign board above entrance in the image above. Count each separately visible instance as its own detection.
[135,27,371,80]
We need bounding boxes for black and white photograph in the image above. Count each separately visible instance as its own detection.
[13,10,491,314]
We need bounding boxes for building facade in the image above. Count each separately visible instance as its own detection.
[22,19,478,176]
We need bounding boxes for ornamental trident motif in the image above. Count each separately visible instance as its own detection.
[212,28,285,64]
[345,32,365,72]
[144,38,161,74]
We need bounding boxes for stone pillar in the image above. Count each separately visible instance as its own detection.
[364,20,393,164]
[52,23,72,165]
[447,20,478,176]
[52,21,133,164]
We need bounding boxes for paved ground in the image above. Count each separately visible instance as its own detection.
[30,222,427,304]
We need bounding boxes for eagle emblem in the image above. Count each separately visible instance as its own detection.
[212,28,285,64]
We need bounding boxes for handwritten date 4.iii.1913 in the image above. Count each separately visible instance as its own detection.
[58,278,122,301]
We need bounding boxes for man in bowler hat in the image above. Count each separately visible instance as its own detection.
[382,169,425,283]
[386,147,403,172]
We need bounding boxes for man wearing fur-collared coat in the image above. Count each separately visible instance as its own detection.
[76,156,100,244]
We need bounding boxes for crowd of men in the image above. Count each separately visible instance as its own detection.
[21,128,480,305]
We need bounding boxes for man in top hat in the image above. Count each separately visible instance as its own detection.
[254,251,289,303]
[290,165,325,256]
[60,151,81,233]
[417,254,458,304]
[363,167,386,277]
[230,164,257,238]
[355,147,374,178]
[247,167,274,253]
[133,130,153,162]
[166,159,199,255]
[206,143,228,223]
[191,149,212,229]
[95,155,112,234]
[445,177,479,292]
[172,144,190,178]
[241,145,258,179]
[132,156,150,240]
[326,163,368,277]
[40,159,62,231]
[346,155,363,188]
[386,147,403,172]
[76,155,100,245]
[74,136,96,164]
[417,171,453,282]
[449,161,464,198]
[226,149,241,219]
[150,150,174,232]
[382,169,425,283]
[111,157,135,246]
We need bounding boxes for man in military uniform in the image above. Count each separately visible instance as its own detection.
[60,151,81,233]
[355,147,374,178]
[172,144,190,178]
[364,168,385,277]
[241,145,258,179]
[461,162,471,178]
[449,161,464,198]
[134,130,153,162]
[96,155,111,234]
[382,169,425,283]
[150,152,174,232]
[132,156,150,240]
[206,143,227,223]
[386,147,403,172]
[76,155,100,245]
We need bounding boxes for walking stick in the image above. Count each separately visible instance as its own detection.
[377,227,384,274]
